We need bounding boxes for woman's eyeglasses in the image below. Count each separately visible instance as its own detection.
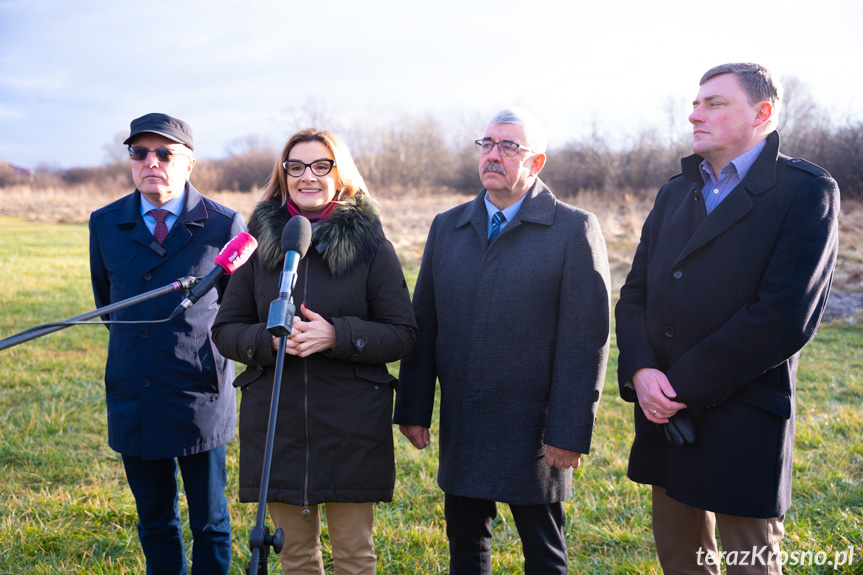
[282,159,336,178]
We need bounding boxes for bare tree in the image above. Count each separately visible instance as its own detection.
[777,76,828,151]
[281,98,339,135]
[15,95,862,200]
[218,135,278,192]
[103,132,130,164]
[542,122,616,196]
[190,160,227,194]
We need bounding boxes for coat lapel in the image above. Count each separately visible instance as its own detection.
[116,190,162,251]
[675,132,780,264]
[676,186,753,262]
[456,179,556,247]
[456,191,491,246]
[511,179,555,230]
[117,182,209,273]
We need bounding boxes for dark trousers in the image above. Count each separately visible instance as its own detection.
[444,493,567,575]
[122,445,231,575]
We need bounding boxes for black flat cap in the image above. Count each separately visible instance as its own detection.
[123,113,194,151]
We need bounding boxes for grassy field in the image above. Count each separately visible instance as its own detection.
[0,213,861,574]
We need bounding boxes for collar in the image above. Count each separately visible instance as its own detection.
[698,138,767,183]
[483,190,527,224]
[250,194,384,275]
[117,181,208,226]
[457,179,556,231]
[682,131,781,195]
[140,188,186,218]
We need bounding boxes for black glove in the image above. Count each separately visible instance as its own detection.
[660,411,696,446]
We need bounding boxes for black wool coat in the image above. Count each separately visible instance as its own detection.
[212,195,417,505]
[615,132,839,517]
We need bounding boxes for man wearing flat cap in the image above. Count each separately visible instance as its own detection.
[89,113,246,574]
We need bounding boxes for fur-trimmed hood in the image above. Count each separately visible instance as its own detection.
[249,194,385,276]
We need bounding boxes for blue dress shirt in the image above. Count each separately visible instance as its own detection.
[699,139,767,215]
[140,190,186,237]
[484,191,527,239]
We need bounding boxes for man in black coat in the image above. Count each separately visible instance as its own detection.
[394,108,610,574]
[89,113,245,574]
[616,63,839,574]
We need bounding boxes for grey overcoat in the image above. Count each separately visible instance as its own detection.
[393,180,610,504]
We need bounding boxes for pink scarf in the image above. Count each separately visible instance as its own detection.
[285,198,337,224]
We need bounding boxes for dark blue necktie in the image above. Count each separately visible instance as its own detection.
[488,211,506,246]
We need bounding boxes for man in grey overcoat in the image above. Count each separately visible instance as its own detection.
[393,107,611,574]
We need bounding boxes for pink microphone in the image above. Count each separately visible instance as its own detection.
[170,232,258,319]
[214,231,258,274]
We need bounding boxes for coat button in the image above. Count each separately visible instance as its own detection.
[351,354,359,361]
[246,348,254,359]
[143,273,152,281]
[141,330,149,338]
[355,338,366,350]
[665,327,675,338]
[142,379,151,387]
[672,270,683,280]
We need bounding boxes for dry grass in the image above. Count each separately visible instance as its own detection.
[1,186,860,574]
[1,184,860,295]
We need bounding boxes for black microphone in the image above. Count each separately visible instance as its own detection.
[170,232,259,319]
[267,217,312,337]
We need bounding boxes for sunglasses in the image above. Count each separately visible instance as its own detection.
[128,146,192,163]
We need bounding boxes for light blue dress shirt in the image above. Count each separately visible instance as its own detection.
[484,191,528,239]
[140,190,186,237]
[699,139,767,215]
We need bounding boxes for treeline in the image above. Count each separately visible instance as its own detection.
[4,81,861,199]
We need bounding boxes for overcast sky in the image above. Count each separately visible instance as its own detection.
[1,0,861,169]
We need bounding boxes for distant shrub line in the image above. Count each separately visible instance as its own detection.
[4,82,861,200]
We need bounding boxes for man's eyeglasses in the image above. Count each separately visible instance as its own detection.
[282,159,336,178]
[475,139,535,157]
[128,146,192,163]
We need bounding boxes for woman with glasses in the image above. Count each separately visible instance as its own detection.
[212,128,417,574]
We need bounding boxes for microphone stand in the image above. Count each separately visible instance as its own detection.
[0,276,199,352]
[246,333,287,575]
[246,217,308,574]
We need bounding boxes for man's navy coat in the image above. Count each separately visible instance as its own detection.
[89,183,246,460]
[615,132,839,517]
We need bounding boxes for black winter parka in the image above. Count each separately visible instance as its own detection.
[212,195,417,506]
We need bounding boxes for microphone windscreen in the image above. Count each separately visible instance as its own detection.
[214,232,258,274]
[281,216,312,258]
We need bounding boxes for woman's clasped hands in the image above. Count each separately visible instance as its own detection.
[271,302,336,357]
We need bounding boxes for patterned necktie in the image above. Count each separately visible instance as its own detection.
[151,209,169,244]
[488,211,506,246]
